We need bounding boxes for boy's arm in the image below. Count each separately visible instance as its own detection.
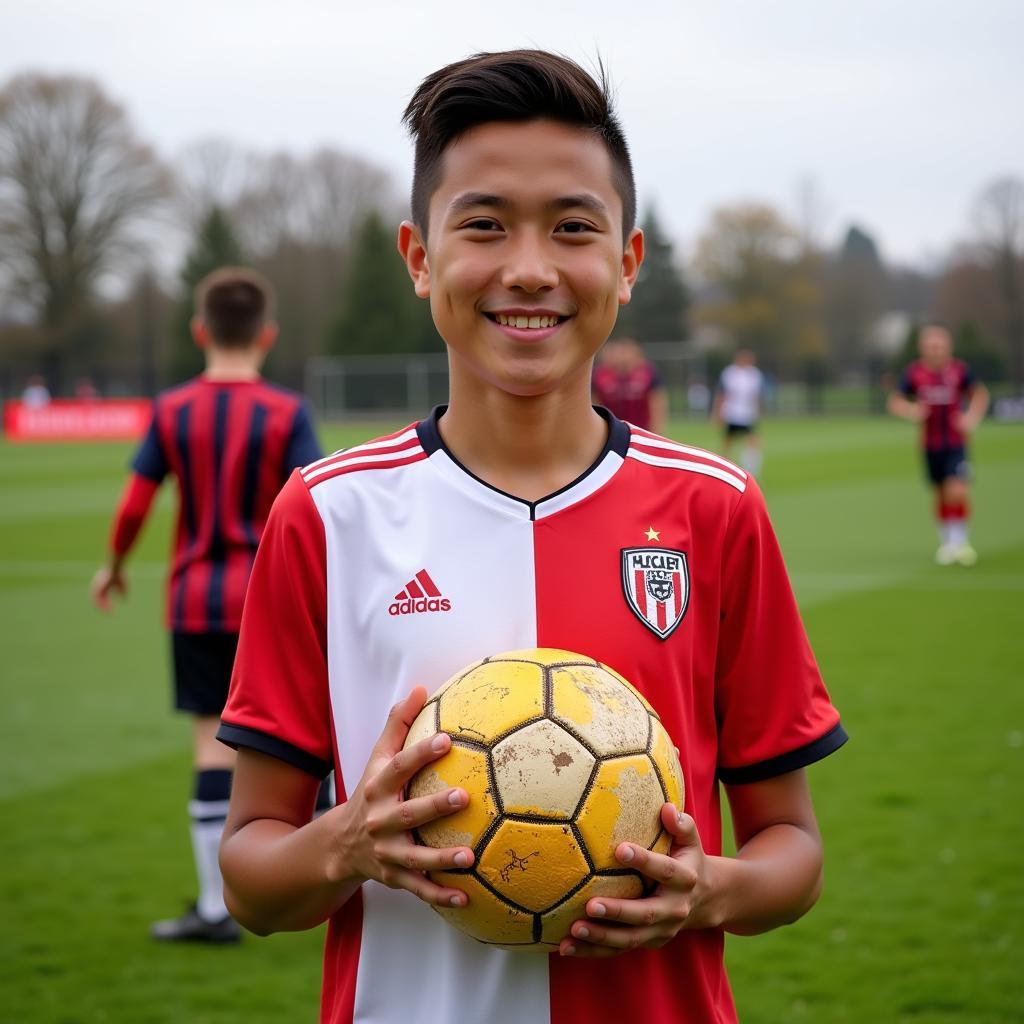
[956,380,990,434]
[90,473,160,610]
[556,768,822,956]
[888,370,925,422]
[220,686,475,935]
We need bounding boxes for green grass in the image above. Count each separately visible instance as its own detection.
[2,416,1022,1022]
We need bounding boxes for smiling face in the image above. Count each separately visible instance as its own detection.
[399,119,643,402]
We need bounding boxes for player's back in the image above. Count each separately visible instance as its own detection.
[136,375,319,631]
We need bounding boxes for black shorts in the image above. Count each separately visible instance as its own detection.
[171,631,239,715]
[725,422,756,437]
[924,446,970,486]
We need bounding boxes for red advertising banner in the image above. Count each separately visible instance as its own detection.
[3,399,152,441]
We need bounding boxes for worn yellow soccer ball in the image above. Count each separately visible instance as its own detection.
[402,648,685,951]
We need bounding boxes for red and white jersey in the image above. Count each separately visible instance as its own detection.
[220,408,846,1024]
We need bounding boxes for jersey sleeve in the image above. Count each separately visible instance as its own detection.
[110,473,160,556]
[715,480,847,784]
[218,470,333,778]
[899,369,916,398]
[130,403,168,483]
[284,401,323,472]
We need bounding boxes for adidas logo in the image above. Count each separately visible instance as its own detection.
[389,569,452,617]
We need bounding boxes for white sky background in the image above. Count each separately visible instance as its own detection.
[2,0,1022,268]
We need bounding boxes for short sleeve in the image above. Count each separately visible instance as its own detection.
[284,402,323,472]
[715,480,847,784]
[218,470,333,778]
[130,404,168,483]
[961,364,977,393]
[899,369,916,398]
[648,364,664,389]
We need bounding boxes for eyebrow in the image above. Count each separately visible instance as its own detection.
[446,192,611,219]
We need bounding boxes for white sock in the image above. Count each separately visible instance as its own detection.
[947,520,968,548]
[189,768,232,922]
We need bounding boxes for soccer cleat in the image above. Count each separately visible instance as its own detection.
[954,543,978,567]
[935,544,957,566]
[151,903,242,943]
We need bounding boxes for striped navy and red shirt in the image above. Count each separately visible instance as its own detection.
[119,375,322,633]
[899,359,977,451]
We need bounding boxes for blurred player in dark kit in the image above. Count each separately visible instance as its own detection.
[91,267,323,941]
[889,324,989,565]
[592,336,667,432]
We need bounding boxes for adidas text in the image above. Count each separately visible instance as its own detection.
[389,597,452,616]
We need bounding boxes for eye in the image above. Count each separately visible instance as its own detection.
[461,218,503,232]
[555,220,597,235]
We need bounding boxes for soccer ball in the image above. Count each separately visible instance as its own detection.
[403,648,684,951]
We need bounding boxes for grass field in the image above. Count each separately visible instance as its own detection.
[2,414,1023,1023]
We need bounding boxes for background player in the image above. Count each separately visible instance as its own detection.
[90,266,323,942]
[712,348,764,475]
[216,51,845,1024]
[591,336,667,432]
[888,323,989,565]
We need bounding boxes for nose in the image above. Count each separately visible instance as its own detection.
[499,231,559,293]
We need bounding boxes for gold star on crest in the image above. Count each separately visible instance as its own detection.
[645,526,661,542]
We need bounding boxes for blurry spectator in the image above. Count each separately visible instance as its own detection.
[592,337,668,432]
[713,349,764,475]
[74,377,100,401]
[22,375,51,407]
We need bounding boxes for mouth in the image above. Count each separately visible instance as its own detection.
[483,312,571,331]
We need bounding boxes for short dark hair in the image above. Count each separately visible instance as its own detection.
[402,50,636,239]
[194,267,274,347]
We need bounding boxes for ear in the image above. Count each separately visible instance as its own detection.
[618,227,645,305]
[191,316,210,349]
[398,221,431,299]
[257,322,279,352]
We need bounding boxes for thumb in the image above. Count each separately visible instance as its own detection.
[662,804,701,849]
[374,685,429,758]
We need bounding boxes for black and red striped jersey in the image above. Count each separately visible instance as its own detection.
[131,375,321,632]
[220,407,845,1024]
[899,359,978,451]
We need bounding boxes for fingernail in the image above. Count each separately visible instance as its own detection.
[677,813,686,828]
[431,734,447,752]
[562,944,576,957]
[454,851,470,867]
[591,902,606,917]
[448,789,463,806]
[449,894,464,907]
[619,845,634,862]
[574,925,589,939]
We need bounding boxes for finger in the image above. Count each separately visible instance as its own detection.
[378,837,475,872]
[561,920,665,955]
[584,892,673,928]
[383,866,470,909]
[612,842,698,890]
[371,730,453,795]
[660,805,701,849]
[558,937,624,959]
[381,785,470,833]
[369,687,430,762]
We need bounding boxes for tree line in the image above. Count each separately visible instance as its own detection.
[1,71,1021,397]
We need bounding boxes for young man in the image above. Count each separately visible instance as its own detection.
[91,267,323,942]
[591,336,668,432]
[888,324,989,565]
[712,349,764,475]
[218,51,846,1023]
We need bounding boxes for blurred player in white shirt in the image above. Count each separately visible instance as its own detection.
[713,350,764,475]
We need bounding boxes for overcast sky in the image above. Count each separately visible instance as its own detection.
[2,0,1022,267]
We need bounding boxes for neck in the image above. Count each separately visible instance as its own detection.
[202,347,264,381]
[439,372,608,503]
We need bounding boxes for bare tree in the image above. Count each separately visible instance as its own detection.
[0,72,169,385]
[972,176,1024,388]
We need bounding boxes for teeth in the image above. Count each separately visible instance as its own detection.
[494,314,560,328]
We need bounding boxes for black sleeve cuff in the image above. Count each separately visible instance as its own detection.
[217,721,333,779]
[718,722,849,785]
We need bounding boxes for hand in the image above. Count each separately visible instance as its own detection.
[559,805,713,957]
[332,687,474,909]
[90,565,126,611]
[953,411,976,434]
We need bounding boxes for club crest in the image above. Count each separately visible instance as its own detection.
[621,548,690,640]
